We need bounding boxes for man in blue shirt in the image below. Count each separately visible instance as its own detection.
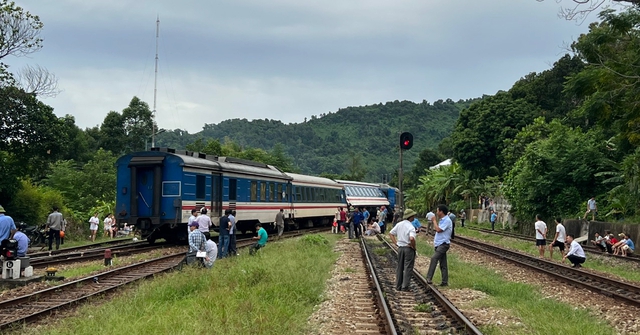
[250,222,268,255]
[0,205,16,242]
[352,208,364,238]
[490,211,497,231]
[622,234,635,257]
[411,217,422,233]
[13,226,30,257]
[426,204,453,286]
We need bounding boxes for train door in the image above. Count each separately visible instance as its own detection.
[211,173,223,218]
[228,178,237,212]
[136,167,155,217]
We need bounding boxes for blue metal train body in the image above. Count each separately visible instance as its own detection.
[115,148,351,243]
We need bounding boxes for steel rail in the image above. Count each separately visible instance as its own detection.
[360,238,398,335]
[465,226,640,262]
[378,236,483,335]
[453,235,640,307]
[0,253,185,330]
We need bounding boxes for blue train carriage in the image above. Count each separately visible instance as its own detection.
[115,148,293,243]
[334,180,390,221]
[378,184,399,221]
[286,173,347,229]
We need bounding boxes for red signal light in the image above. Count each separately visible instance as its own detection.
[5,250,13,258]
[400,132,413,150]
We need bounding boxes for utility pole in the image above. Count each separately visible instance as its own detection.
[151,15,159,149]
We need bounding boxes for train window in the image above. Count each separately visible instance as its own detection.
[287,184,291,201]
[296,186,302,202]
[277,184,283,201]
[271,182,276,202]
[306,187,312,202]
[250,181,257,202]
[260,182,266,202]
[229,178,237,201]
[196,175,206,200]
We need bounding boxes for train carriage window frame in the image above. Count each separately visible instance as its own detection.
[196,175,206,200]
[287,184,291,202]
[271,182,276,202]
[260,182,266,202]
[277,184,283,201]
[229,178,237,201]
[250,181,257,202]
[162,181,181,197]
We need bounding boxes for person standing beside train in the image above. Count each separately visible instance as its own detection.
[353,208,364,238]
[88,212,99,242]
[228,210,237,256]
[275,208,285,240]
[338,207,347,234]
[196,207,212,241]
[218,210,231,259]
[188,209,198,235]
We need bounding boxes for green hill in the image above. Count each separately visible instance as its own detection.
[156,98,477,181]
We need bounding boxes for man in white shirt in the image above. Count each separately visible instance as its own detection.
[563,234,586,268]
[590,232,607,252]
[188,209,198,234]
[534,214,547,259]
[425,210,436,235]
[583,197,597,221]
[549,217,566,259]
[196,207,212,240]
[389,208,417,291]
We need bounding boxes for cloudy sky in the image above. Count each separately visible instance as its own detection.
[13,0,604,133]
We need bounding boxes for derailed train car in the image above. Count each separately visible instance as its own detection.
[115,148,347,243]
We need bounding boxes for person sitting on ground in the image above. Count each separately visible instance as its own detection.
[620,233,635,257]
[590,232,607,252]
[13,224,30,257]
[250,223,268,255]
[563,234,586,268]
[365,221,381,236]
[605,232,618,254]
[613,233,628,256]
[331,218,338,234]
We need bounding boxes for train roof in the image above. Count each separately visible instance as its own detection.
[121,148,291,180]
[334,180,382,188]
[286,173,343,188]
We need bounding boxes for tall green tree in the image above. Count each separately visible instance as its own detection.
[451,92,541,178]
[504,120,608,220]
[122,96,153,153]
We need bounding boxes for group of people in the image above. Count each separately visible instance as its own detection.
[186,207,270,268]
[0,205,29,257]
[534,215,587,267]
[88,212,127,242]
[591,231,635,257]
[332,206,389,239]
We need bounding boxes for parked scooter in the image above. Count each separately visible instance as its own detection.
[19,222,46,247]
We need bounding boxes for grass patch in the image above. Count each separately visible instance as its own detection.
[413,303,432,313]
[373,248,387,256]
[456,227,640,283]
[29,233,342,335]
[412,236,615,335]
[344,267,356,273]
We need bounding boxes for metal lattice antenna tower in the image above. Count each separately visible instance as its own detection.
[151,15,159,149]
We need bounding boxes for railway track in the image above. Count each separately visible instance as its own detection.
[453,235,640,307]
[0,227,329,330]
[28,238,139,258]
[465,226,640,263]
[0,252,185,331]
[29,242,164,268]
[354,237,481,334]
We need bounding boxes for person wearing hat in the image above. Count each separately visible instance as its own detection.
[426,204,453,286]
[389,208,417,291]
[0,205,16,242]
[186,221,206,265]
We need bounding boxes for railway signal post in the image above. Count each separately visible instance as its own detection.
[398,132,413,212]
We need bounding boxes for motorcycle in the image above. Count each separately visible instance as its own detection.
[19,222,47,247]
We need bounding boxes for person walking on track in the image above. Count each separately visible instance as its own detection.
[275,208,285,239]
